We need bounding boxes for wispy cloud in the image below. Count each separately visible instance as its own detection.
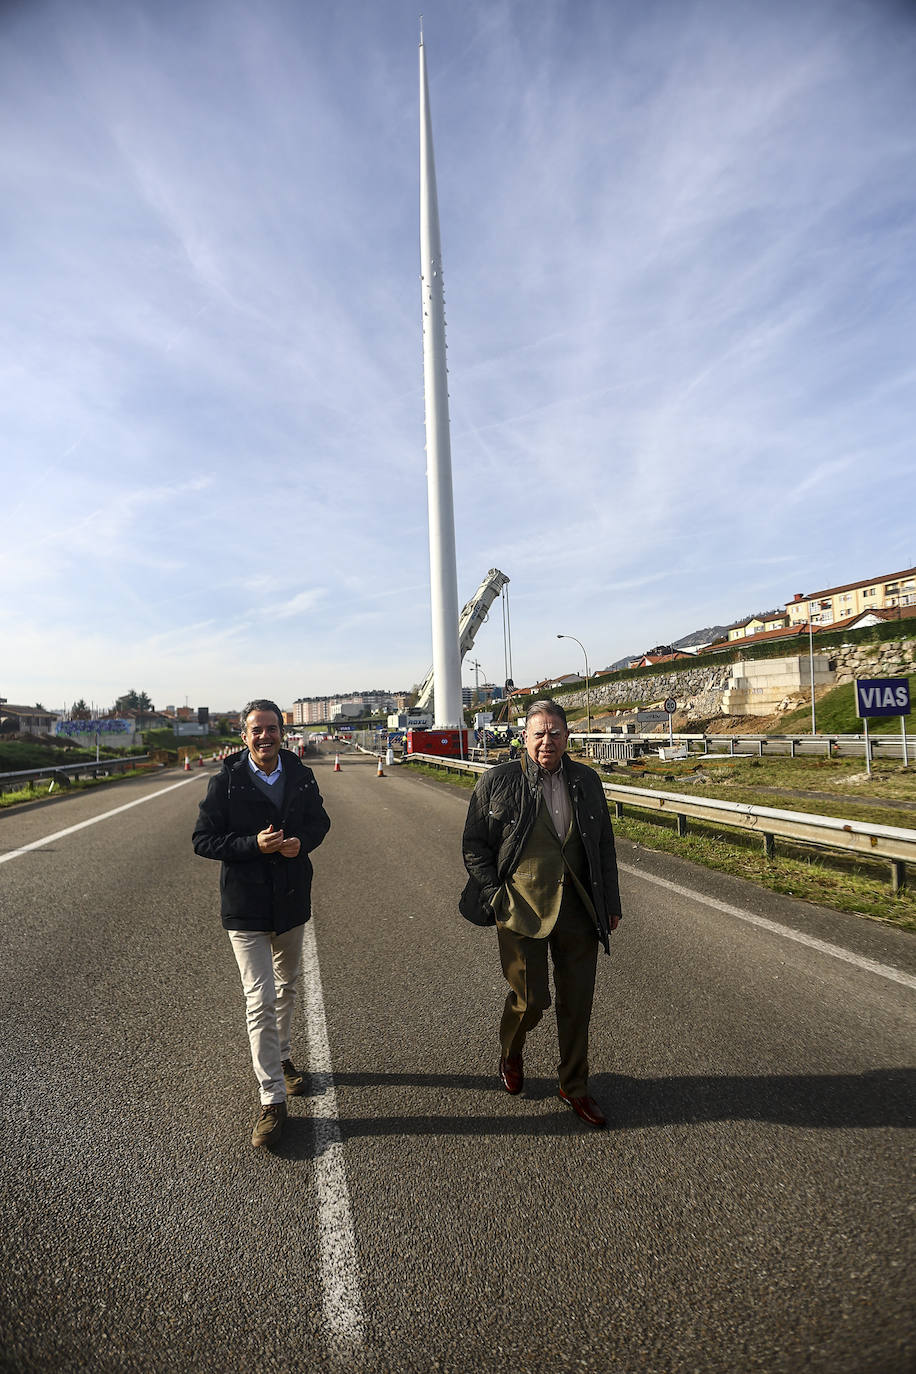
[2,0,914,705]
[272,589,327,620]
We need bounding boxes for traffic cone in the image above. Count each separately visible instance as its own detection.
[198,755,204,767]
[376,755,385,777]
[183,755,190,772]
[334,754,341,772]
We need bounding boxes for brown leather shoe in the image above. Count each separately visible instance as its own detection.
[558,1089,606,1128]
[499,1053,524,1095]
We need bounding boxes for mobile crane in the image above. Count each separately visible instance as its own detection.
[414,568,510,712]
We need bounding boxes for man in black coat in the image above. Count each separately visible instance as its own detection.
[461,699,621,1127]
[193,699,330,1147]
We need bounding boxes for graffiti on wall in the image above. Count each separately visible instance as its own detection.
[56,719,132,736]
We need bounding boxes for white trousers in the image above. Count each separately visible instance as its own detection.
[227,925,305,1104]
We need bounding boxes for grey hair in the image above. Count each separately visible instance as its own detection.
[525,699,568,729]
[240,699,284,733]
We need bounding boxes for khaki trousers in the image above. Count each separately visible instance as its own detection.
[496,889,599,1097]
[228,925,304,1105]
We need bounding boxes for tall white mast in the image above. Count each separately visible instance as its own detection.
[419,30,462,728]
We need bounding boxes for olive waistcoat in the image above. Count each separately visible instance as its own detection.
[498,797,595,939]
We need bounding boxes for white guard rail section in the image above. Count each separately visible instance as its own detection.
[0,755,153,795]
[407,754,916,894]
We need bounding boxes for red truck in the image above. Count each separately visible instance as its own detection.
[406,728,471,759]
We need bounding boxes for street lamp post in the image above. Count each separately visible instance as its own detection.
[556,634,591,735]
[808,617,816,735]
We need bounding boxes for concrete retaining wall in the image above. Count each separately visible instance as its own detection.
[554,636,916,723]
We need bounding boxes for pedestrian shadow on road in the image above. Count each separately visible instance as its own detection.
[271,1066,914,1158]
[589,1067,916,1129]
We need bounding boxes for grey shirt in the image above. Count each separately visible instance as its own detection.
[540,760,571,839]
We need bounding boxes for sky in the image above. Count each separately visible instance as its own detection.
[3,0,915,714]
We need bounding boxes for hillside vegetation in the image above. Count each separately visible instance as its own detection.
[778,676,916,735]
[0,737,143,770]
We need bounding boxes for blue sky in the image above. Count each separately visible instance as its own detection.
[3,0,914,713]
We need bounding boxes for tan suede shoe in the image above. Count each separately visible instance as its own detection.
[282,1059,306,1096]
[251,1100,287,1148]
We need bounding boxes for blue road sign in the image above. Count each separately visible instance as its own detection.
[854,677,911,718]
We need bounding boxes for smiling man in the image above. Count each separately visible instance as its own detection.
[461,699,622,1127]
[193,699,330,1148]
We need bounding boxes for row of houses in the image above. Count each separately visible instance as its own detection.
[707,564,916,655]
[529,563,916,691]
[719,566,915,643]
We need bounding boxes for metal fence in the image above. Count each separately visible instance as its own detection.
[405,753,915,893]
[572,731,915,761]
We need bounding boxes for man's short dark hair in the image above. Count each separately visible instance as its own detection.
[525,699,568,729]
[240,699,284,733]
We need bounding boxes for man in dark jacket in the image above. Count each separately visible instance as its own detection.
[193,699,330,1147]
[461,699,621,1128]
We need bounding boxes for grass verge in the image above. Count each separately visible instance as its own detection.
[596,752,916,811]
[779,675,916,735]
[402,760,477,790]
[611,810,916,933]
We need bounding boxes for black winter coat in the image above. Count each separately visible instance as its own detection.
[192,749,331,933]
[461,753,622,953]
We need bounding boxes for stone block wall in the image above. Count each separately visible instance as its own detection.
[557,664,732,721]
[552,636,915,724]
[830,637,916,684]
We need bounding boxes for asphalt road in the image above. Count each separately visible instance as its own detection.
[0,748,913,1374]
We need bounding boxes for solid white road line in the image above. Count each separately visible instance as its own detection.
[301,918,365,1355]
[619,862,916,992]
[0,774,206,866]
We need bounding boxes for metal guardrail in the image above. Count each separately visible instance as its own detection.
[406,753,915,893]
[571,731,915,760]
[0,755,154,795]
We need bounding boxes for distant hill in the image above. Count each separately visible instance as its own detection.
[673,625,731,650]
[602,625,731,673]
[604,654,639,671]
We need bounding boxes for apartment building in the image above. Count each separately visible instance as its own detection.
[294,691,407,723]
[786,566,916,629]
[726,609,789,642]
[461,683,503,705]
[292,698,329,725]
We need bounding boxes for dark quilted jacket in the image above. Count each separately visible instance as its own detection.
[193,748,330,933]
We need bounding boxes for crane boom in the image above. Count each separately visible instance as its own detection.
[415,568,509,711]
